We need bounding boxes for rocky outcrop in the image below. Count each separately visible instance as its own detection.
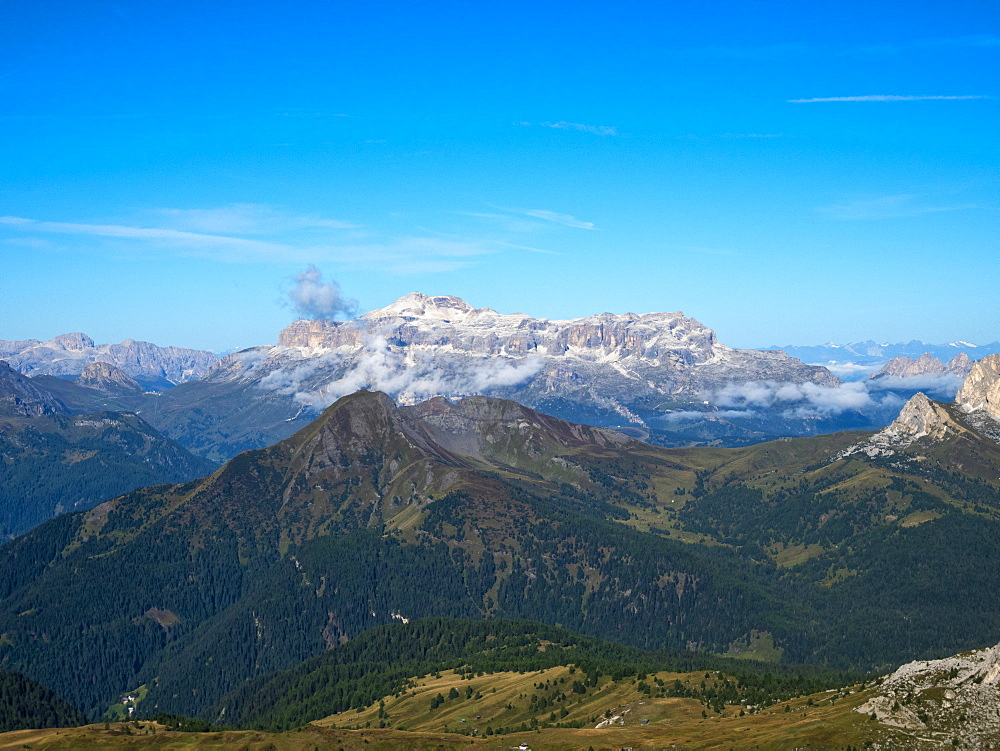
[76,362,144,394]
[956,353,1000,421]
[836,392,960,459]
[0,334,218,386]
[0,360,66,417]
[873,353,946,379]
[944,352,973,377]
[856,641,1000,746]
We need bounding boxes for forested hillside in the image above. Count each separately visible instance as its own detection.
[0,390,996,724]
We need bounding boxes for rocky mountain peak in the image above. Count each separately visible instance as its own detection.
[0,360,67,417]
[956,353,1000,421]
[48,332,95,351]
[836,392,958,459]
[364,292,479,322]
[76,362,144,394]
[887,392,955,441]
[945,352,973,376]
[872,352,945,379]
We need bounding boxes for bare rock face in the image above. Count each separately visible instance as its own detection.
[0,361,66,417]
[945,352,974,377]
[0,334,218,386]
[871,352,974,381]
[245,293,839,423]
[856,641,1000,746]
[873,352,946,379]
[836,392,959,459]
[76,362,144,394]
[956,353,1000,421]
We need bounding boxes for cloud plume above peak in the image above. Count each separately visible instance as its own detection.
[288,265,357,320]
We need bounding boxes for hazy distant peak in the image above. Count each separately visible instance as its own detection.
[47,332,95,351]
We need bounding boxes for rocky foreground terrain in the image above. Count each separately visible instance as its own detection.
[858,641,1000,748]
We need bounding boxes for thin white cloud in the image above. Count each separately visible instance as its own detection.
[789,94,989,103]
[0,215,288,256]
[0,215,496,273]
[155,204,356,234]
[520,120,617,136]
[522,209,597,230]
[718,132,789,138]
[491,240,560,255]
[484,204,598,231]
[816,194,982,220]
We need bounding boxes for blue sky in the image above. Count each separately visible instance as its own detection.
[1,0,997,352]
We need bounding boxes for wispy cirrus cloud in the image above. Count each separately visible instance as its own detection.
[155,204,357,234]
[816,194,984,220]
[519,120,617,136]
[481,204,599,231]
[789,94,989,103]
[0,213,498,273]
[522,209,597,230]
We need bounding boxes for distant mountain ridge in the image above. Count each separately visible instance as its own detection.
[872,352,973,380]
[0,360,216,537]
[768,340,1000,368]
[0,333,218,388]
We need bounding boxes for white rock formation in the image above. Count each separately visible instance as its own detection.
[856,641,1000,745]
[836,392,959,459]
[956,353,1000,421]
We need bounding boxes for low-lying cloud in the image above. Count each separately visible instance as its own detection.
[256,336,543,409]
[707,380,874,418]
[867,373,965,400]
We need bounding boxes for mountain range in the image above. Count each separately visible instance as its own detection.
[769,339,1000,371]
[0,361,216,537]
[118,293,855,460]
[0,333,218,389]
[1,355,998,726]
[10,297,995,464]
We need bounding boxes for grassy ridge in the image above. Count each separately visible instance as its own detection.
[214,618,857,731]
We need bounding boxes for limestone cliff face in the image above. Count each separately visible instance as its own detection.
[257,293,839,422]
[278,293,728,365]
[956,353,1000,421]
[76,362,144,394]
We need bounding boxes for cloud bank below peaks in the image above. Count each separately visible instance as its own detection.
[255,336,543,410]
[707,380,874,418]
